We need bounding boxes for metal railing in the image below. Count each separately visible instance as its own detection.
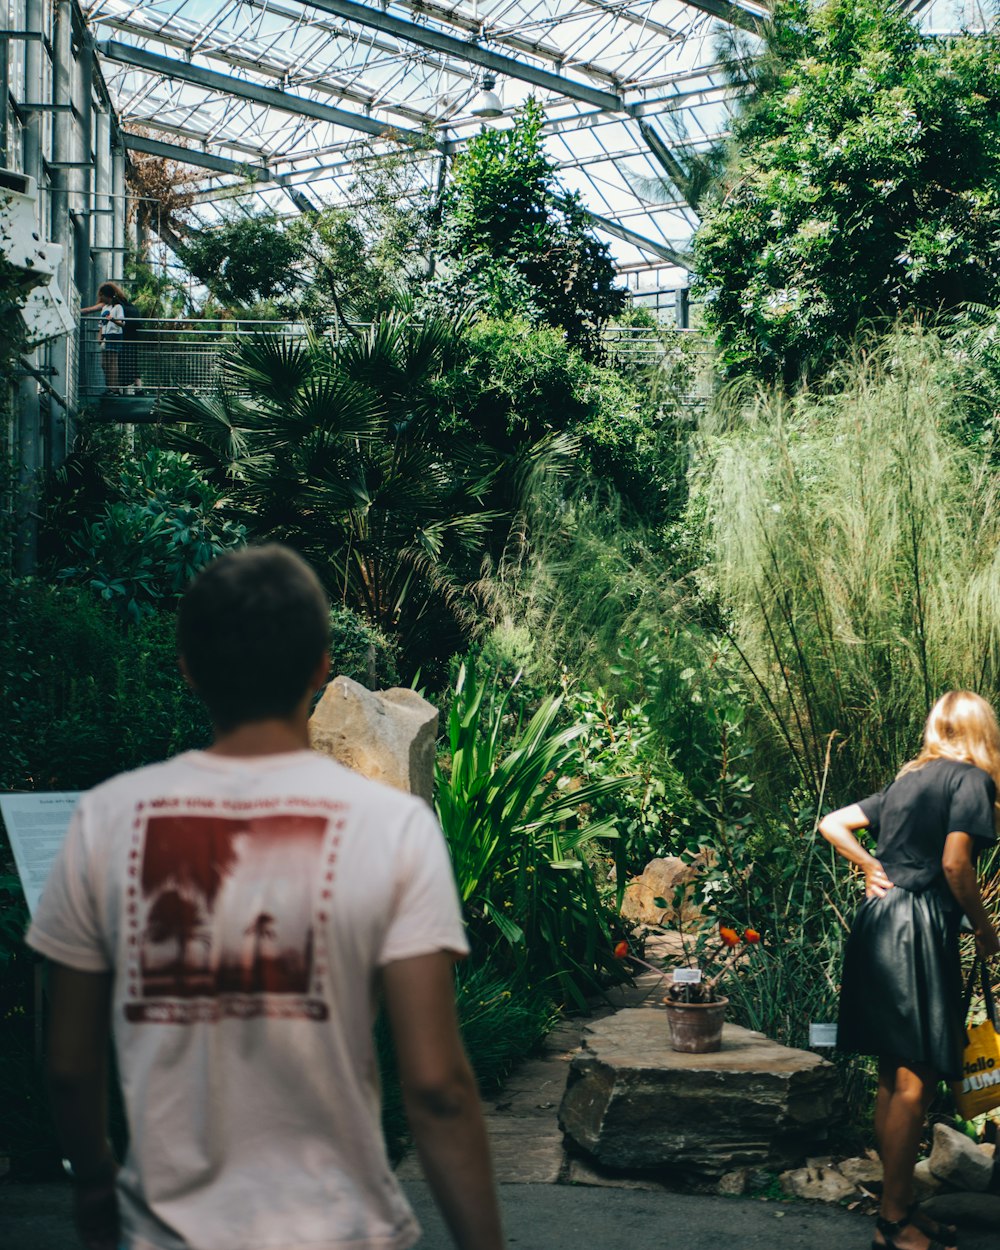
[78,317,306,399]
[77,317,715,403]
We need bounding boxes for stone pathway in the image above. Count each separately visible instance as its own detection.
[398,954,672,1189]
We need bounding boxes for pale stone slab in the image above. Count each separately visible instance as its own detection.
[395,1117,566,1186]
[620,857,703,927]
[928,1123,995,1192]
[310,677,438,802]
[837,1156,883,1189]
[481,1117,566,1184]
[780,1164,856,1203]
[717,1169,749,1196]
[558,1009,841,1180]
[913,1158,944,1198]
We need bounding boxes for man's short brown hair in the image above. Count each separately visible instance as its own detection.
[178,545,329,732]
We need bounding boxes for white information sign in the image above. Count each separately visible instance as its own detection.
[672,967,703,984]
[1,791,81,916]
[809,1022,838,1048]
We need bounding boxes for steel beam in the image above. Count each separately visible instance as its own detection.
[585,212,692,268]
[124,133,287,183]
[281,0,625,112]
[389,0,623,86]
[678,1,767,34]
[122,133,323,214]
[95,13,439,126]
[97,40,441,148]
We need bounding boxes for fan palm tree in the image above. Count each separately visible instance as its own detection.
[158,309,514,667]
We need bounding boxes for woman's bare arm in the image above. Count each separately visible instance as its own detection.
[818,804,894,898]
[942,831,1000,959]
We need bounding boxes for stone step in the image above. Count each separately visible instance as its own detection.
[558,1009,841,1181]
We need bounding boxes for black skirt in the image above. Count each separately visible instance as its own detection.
[837,886,965,1079]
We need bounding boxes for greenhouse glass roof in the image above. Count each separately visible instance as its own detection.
[81,0,972,276]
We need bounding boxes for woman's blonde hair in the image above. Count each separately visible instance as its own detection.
[899,690,1000,798]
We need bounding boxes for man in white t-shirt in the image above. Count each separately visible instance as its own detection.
[26,544,504,1250]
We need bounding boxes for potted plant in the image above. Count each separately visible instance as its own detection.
[614,923,760,1054]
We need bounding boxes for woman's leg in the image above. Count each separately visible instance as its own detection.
[875,1057,895,1149]
[875,1060,951,1249]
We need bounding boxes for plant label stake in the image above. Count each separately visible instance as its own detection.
[809,1022,838,1048]
[672,967,702,984]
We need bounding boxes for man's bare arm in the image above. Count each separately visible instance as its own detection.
[46,963,119,1250]
[382,952,504,1250]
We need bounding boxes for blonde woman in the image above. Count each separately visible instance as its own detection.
[820,691,1000,1250]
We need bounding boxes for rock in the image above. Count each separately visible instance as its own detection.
[558,1009,842,1181]
[838,1155,883,1189]
[619,856,704,927]
[913,1158,943,1199]
[565,1156,671,1191]
[928,1123,995,1193]
[920,1192,1000,1229]
[780,1164,856,1203]
[310,677,438,802]
[717,1169,749,1196]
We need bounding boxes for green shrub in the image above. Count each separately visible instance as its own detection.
[58,450,246,623]
[328,605,400,689]
[567,682,693,876]
[435,661,631,1007]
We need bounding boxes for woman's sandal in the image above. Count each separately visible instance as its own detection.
[872,1212,954,1250]
[907,1202,957,1244]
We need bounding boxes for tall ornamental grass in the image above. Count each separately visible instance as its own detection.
[692,328,1000,804]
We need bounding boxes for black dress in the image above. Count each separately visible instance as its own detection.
[837,757,996,1078]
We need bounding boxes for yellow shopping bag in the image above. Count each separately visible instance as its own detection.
[953,961,1000,1121]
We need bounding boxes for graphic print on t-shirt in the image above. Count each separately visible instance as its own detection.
[123,801,344,1024]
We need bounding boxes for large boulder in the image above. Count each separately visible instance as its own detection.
[927,1123,995,1193]
[619,856,702,927]
[558,1009,841,1182]
[310,677,438,803]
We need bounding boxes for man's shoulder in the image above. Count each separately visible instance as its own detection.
[87,749,429,810]
[81,756,186,808]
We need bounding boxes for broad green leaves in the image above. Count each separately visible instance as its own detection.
[435,662,630,1005]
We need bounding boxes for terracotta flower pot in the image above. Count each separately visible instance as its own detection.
[664,996,728,1053]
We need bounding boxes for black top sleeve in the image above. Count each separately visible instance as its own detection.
[857,789,885,835]
[947,768,997,844]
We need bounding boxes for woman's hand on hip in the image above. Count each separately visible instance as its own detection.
[864,860,894,898]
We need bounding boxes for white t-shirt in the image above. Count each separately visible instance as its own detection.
[26,749,469,1250]
[101,303,125,337]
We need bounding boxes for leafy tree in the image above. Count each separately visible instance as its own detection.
[292,146,436,324]
[178,210,307,307]
[694,0,1000,382]
[438,317,690,524]
[436,99,625,352]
